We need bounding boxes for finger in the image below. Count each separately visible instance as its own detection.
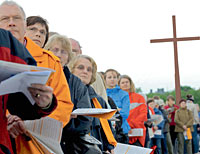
[7,124,20,138]
[29,84,53,93]
[7,115,21,125]
[17,121,27,134]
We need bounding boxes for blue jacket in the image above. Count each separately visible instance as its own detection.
[106,86,130,134]
[153,108,164,139]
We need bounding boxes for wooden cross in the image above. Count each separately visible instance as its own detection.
[150,15,200,105]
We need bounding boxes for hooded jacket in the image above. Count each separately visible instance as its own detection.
[127,92,147,146]
[106,86,130,134]
[25,37,73,126]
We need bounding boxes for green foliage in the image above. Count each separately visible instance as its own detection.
[147,86,200,105]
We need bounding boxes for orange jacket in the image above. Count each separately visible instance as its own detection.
[25,37,73,126]
[127,92,147,146]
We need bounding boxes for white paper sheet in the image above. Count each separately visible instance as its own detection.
[128,128,143,137]
[71,108,116,115]
[0,71,51,105]
[114,143,152,154]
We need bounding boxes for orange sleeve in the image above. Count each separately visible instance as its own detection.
[48,61,73,127]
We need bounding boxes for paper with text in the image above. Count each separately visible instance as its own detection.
[114,143,152,154]
[25,117,63,154]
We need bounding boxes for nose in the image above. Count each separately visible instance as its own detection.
[8,18,16,27]
[35,31,41,37]
[54,51,61,59]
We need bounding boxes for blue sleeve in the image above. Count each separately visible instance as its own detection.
[157,111,165,129]
[119,94,130,119]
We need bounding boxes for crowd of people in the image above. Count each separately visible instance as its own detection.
[0,1,200,154]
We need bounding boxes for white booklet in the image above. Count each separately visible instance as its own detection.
[24,117,63,154]
[147,114,163,126]
[71,108,117,119]
[114,143,152,154]
[128,128,143,137]
[0,60,54,105]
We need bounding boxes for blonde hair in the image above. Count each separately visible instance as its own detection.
[118,75,136,92]
[44,34,73,64]
[68,54,97,85]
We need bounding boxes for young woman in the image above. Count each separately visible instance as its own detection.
[119,75,147,147]
[68,55,117,154]
[104,69,130,144]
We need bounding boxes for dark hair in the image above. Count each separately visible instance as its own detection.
[147,98,154,105]
[26,16,49,47]
[153,95,160,100]
[167,95,175,101]
[186,94,194,102]
[179,99,186,104]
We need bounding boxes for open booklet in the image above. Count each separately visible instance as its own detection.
[128,128,143,137]
[71,108,117,119]
[24,117,64,154]
[0,60,54,105]
[114,143,152,154]
[146,114,163,126]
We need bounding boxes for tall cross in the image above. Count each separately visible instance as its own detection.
[150,15,200,105]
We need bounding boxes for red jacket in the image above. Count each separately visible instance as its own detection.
[164,104,179,126]
[127,92,147,146]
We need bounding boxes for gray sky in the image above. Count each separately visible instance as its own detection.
[16,0,200,93]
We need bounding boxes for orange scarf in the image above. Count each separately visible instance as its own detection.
[92,98,117,147]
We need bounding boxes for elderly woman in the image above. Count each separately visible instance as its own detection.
[119,75,147,147]
[45,35,93,154]
[68,55,117,154]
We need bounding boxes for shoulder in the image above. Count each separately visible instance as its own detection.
[42,49,60,62]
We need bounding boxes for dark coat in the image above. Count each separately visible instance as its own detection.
[61,66,92,153]
[87,85,114,152]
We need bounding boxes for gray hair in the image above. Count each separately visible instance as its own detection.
[1,1,26,19]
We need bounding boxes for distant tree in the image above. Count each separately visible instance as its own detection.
[136,87,142,93]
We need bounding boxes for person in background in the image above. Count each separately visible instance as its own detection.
[186,94,199,154]
[26,16,49,48]
[105,69,130,144]
[68,55,117,154]
[119,75,147,147]
[148,98,165,154]
[175,99,194,154]
[164,95,179,150]
[45,34,93,154]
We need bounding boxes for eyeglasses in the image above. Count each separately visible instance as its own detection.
[51,48,67,55]
[27,27,46,36]
[75,65,92,73]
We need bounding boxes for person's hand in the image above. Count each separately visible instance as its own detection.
[110,149,114,154]
[28,84,53,108]
[128,129,133,134]
[70,114,77,119]
[153,126,158,131]
[183,125,187,130]
[7,115,28,138]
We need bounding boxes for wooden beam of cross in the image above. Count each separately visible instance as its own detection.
[150,15,200,105]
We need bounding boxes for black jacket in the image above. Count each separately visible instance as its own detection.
[87,85,114,152]
[61,66,92,153]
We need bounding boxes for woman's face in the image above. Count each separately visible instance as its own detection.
[119,78,130,92]
[180,101,186,108]
[168,99,174,106]
[72,58,93,85]
[105,71,118,89]
[148,101,155,109]
[50,41,69,67]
